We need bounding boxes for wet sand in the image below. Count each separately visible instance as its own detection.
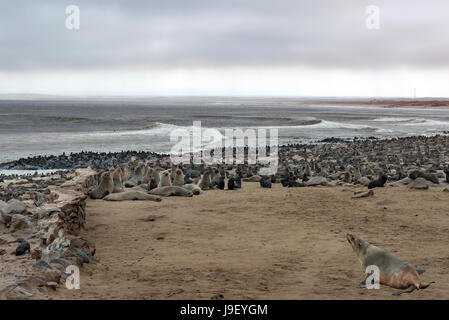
[52,182,449,300]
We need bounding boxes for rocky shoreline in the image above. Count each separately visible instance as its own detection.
[0,169,97,299]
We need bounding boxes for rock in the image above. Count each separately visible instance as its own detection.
[35,207,61,219]
[408,170,439,184]
[30,248,42,260]
[10,214,32,232]
[387,177,412,187]
[45,282,58,290]
[407,177,430,190]
[376,199,398,206]
[2,199,28,215]
[305,176,328,186]
[352,190,374,198]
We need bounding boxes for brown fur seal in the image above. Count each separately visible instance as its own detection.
[347,233,434,296]
[90,171,114,199]
[141,165,152,184]
[112,167,124,193]
[142,166,154,184]
[124,164,144,187]
[183,183,202,195]
[172,168,185,186]
[158,170,172,187]
[103,191,162,202]
[149,186,193,197]
[150,167,162,188]
[198,169,212,190]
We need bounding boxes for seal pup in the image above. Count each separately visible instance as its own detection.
[227,176,235,190]
[260,176,272,188]
[214,175,225,190]
[15,238,30,256]
[347,233,434,296]
[343,171,352,184]
[149,186,193,197]
[444,168,449,183]
[172,168,185,186]
[112,167,124,193]
[158,170,172,187]
[103,191,162,202]
[90,171,114,199]
[368,174,388,189]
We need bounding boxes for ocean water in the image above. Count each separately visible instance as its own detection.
[1,97,449,163]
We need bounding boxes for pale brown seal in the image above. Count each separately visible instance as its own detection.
[90,171,114,199]
[172,168,185,186]
[103,191,162,202]
[158,170,172,187]
[112,167,124,193]
[347,233,434,296]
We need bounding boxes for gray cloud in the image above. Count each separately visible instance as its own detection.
[1,0,449,70]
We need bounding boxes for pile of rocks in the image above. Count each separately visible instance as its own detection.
[0,169,98,299]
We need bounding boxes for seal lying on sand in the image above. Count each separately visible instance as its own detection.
[183,183,202,195]
[90,171,114,199]
[103,191,161,202]
[149,186,193,197]
[347,233,434,296]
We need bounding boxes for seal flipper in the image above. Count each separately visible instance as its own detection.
[357,277,368,288]
[392,285,415,296]
[416,269,426,275]
[419,281,435,290]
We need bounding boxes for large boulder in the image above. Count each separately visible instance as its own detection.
[408,170,439,184]
[0,199,28,216]
[407,177,431,190]
[10,214,32,232]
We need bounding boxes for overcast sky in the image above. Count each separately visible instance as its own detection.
[1,0,449,97]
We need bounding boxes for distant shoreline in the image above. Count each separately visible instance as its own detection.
[1,95,449,109]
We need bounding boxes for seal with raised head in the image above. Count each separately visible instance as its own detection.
[172,168,185,186]
[198,169,212,190]
[158,170,172,187]
[112,167,124,193]
[368,174,388,189]
[347,233,434,296]
[90,171,114,199]
[124,164,145,188]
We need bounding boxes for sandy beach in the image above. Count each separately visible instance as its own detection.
[50,182,449,300]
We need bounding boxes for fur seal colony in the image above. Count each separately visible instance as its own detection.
[3,135,449,297]
[347,234,434,296]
